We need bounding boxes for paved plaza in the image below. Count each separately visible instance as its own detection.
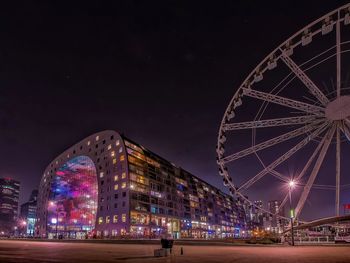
[0,240,350,263]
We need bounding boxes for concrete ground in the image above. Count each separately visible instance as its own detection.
[0,240,350,263]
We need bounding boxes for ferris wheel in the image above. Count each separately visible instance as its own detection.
[217,4,350,221]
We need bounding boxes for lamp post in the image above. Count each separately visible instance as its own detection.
[49,201,59,239]
[56,203,59,239]
[288,180,295,246]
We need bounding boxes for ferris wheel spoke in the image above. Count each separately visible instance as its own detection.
[280,54,330,106]
[336,18,341,98]
[295,125,336,218]
[223,121,323,164]
[269,169,290,181]
[223,115,317,131]
[242,88,325,115]
[237,123,328,191]
[295,126,329,182]
[336,124,341,216]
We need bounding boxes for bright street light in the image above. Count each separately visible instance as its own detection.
[288,180,296,189]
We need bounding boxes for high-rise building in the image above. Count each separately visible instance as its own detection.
[253,200,263,225]
[36,131,247,239]
[20,189,38,235]
[268,200,285,233]
[0,177,20,235]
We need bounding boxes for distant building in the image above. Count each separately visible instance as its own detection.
[268,200,285,233]
[36,131,248,239]
[253,200,264,226]
[20,190,38,235]
[0,177,20,235]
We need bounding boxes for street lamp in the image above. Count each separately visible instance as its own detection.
[49,201,59,239]
[288,179,296,246]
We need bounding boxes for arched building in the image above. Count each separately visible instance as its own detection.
[36,130,247,239]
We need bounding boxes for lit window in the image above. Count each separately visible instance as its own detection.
[122,172,126,179]
[98,217,103,224]
[120,155,125,161]
[122,182,126,189]
[113,215,118,223]
[96,135,99,141]
[114,175,119,181]
[119,147,123,153]
[108,144,112,150]
[122,214,126,222]
[106,216,110,223]
[87,141,91,146]
[100,172,104,178]
[111,151,115,157]
[114,184,119,190]
[116,140,120,146]
[113,158,117,164]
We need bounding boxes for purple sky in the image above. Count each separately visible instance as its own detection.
[0,1,349,220]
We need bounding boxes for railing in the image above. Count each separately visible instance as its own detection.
[294,236,335,244]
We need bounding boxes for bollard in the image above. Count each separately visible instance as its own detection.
[180,247,184,255]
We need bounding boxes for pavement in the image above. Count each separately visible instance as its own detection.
[0,240,350,263]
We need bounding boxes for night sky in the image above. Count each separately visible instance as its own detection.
[1,1,349,219]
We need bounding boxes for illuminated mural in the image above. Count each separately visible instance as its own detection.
[47,156,97,238]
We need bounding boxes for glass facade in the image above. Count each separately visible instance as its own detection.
[47,156,98,238]
[124,138,247,239]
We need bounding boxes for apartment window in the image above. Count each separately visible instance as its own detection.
[116,140,120,146]
[122,201,125,207]
[87,141,91,146]
[106,216,110,223]
[113,158,117,164]
[122,214,126,222]
[119,147,123,153]
[114,184,119,190]
[114,175,119,181]
[96,135,99,141]
[114,203,118,208]
[108,144,112,150]
[98,217,103,224]
[111,151,115,157]
[113,215,118,223]
[122,172,126,179]
[114,194,119,199]
[122,192,126,197]
[100,172,104,178]
[121,182,126,189]
[120,155,125,161]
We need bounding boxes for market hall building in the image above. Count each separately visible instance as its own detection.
[36,130,247,239]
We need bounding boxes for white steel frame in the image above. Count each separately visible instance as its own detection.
[217,3,350,221]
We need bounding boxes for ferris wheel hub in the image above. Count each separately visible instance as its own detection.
[325,96,350,121]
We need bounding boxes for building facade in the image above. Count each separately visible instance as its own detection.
[36,131,247,239]
[0,177,20,235]
[20,190,38,235]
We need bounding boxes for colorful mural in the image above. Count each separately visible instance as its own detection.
[47,156,98,238]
